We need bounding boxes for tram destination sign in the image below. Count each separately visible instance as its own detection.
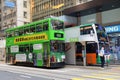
[54,33,63,38]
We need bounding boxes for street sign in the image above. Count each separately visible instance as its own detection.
[105,24,120,33]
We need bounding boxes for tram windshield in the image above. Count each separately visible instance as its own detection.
[51,20,64,30]
[50,40,64,52]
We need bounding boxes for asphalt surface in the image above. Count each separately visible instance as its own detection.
[0,70,52,80]
[0,61,120,80]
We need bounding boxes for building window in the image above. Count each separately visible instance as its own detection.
[24,22,28,24]
[23,0,27,8]
[24,11,27,18]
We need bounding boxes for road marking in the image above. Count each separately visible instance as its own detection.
[82,75,117,80]
[52,68,81,72]
[71,78,84,80]
[20,75,31,78]
[91,72,120,79]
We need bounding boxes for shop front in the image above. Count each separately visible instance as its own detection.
[105,24,120,62]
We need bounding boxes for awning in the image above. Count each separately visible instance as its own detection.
[63,0,116,16]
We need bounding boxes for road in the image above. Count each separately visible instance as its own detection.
[0,70,51,80]
[0,63,120,80]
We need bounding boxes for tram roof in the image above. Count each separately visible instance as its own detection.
[79,23,95,28]
[5,18,64,32]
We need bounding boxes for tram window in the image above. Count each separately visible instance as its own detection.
[9,34,12,37]
[7,31,14,37]
[50,41,58,52]
[36,24,43,32]
[14,30,19,36]
[43,22,48,31]
[11,31,14,37]
[52,44,58,52]
[86,29,90,34]
[19,45,30,53]
[29,44,33,52]
[25,45,29,52]
[61,43,65,52]
[80,26,94,35]
[6,32,9,37]
[6,47,10,53]
[19,45,24,52]
[30,26,35,33]
[19,30,24,36]
[56,22,64,30]
[80,28,84,35]
[24,28,30,34]
[51,20,64,30]
[6,32,11,37]
[9,33,12,37]
[51,20,55,29]
[53,23,57,30]
[57,43,64,52]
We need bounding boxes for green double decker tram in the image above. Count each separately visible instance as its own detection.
[6,18,65,67]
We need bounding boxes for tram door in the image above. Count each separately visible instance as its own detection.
[75,42,83,65]
[75,42,97,65]
[43,42,49,66]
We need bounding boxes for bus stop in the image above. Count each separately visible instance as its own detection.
[64,26,99,66]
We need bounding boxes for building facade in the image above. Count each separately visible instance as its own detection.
[0,0,31,61]
[0,0,31,31]
[64,0,120,63]
[32,0,93,21]
[0,0,2,30]
[0,37,5,61]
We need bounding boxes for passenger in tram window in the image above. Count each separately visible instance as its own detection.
[29,29,34,34]
[14,30,19,36]
[19,31,24,35]
[53,44,57,51]
[25,29,29,34]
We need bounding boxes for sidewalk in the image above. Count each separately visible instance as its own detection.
[66,65,101,69]
[0,60,5,64]
[0,61,119,70]
[65,64,116,70]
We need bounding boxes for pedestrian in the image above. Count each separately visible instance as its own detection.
[99,46,105,69]
[104,47,111,66]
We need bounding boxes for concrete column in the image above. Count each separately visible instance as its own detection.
[96,12,102,25]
